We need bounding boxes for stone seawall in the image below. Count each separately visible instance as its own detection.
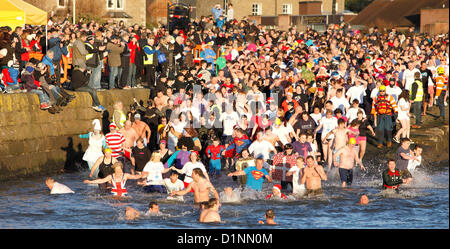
[0,89,150,181]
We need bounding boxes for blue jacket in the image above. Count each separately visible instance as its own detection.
[48,37,68,63]
[41,55,55,76]
[211,7,223,20]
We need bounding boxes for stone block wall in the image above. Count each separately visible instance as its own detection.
[0,88,150,181]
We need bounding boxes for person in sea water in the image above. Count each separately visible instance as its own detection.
[359,194,369,205]
[46,177,74,194]
[83,162,145,197]
[125,201,161,220]
[199,198,221,223]
[258,209,277,225]
[170,168,220,207]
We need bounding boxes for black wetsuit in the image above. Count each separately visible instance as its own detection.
[97,156,114,191]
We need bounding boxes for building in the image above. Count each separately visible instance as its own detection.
[24,0,146,26]
[349,0,449,33]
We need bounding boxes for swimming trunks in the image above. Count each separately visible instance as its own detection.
[306,188,323,196]
[339,168,353,185]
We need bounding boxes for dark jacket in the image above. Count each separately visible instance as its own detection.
[71,68,89,89]
[21,71,38,92]
[382,168,403,189]
[85,42,100,67]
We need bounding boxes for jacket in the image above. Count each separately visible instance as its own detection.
[85,42,100,67]
[41,55,55,76]
[48,37,68,63]
[71,68,89,89]
[106,42,123,67]
[72,39,88,68]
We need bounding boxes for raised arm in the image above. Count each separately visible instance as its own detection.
[84,175,112,184]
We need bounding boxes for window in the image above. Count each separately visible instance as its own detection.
[107,0,124,10]
[107,0,114,9]
[282,4,292,14]
[57,0,66,8]
[116,0,124,10]
[252,3,262,16]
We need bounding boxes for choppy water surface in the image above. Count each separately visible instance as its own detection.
[0,161,448,229]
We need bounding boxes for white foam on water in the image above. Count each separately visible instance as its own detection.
[220,188,242,203]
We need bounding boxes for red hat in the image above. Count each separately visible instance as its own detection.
[318,87,324,92]
[266,97,274,104]
[191,150,199,157]
[109,123,117,129]
[273,184,282,192]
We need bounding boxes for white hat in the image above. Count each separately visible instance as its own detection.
[92,119,101,131]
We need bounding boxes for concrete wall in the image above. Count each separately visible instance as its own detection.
[0,89,150,181]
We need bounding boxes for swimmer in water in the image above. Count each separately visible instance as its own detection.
[199,198,221,223]
[125,201,161,220]
[258,209,277,225]
[220,187,241,203]
[333,137,366,188]
[83,162,145,197]
[45,177,75,194]
[359,194,369,205]
[266,184,288,200]
[170,168,220,207]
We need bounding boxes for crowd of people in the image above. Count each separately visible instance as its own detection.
[3,4,448,222]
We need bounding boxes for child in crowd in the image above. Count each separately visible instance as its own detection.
[205,136,226,178]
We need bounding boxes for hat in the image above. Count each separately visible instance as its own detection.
[273,184,282,192]
[379,85,386,91]
[134,113,141,120]
[109,123,117,129]
[86,35,95,41]
[160,139,166,144]
[92,119,101,131]
[104,148,112,154]
[318,87,324,92]
[349,137,357,145]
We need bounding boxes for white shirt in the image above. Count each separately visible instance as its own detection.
[163,178,185,201]
[319,116,338,139]
[288,166,305,194]
[330,96,350,114]
[386,85,402,102]
[181,162,208,183]
[219,112,240,136]
[347,107,366,123]
[143,161,165,185]
[407,155,422,173]
[272,124,294,145]
[50,182,74,194]
[248,140,275,160]
[397,98,410,120]
[310,113,322,126]
[346,85,366,104]
[403,68,420,91]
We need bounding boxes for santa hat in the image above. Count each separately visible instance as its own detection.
[273,184,282,192]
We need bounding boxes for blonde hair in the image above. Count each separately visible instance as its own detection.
[113,162,123,170]
[150,152,161,162]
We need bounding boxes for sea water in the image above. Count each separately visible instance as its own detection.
[0,161,448,229]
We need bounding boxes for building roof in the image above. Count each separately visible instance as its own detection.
[102,11,133,19]
[350,0,449,27]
